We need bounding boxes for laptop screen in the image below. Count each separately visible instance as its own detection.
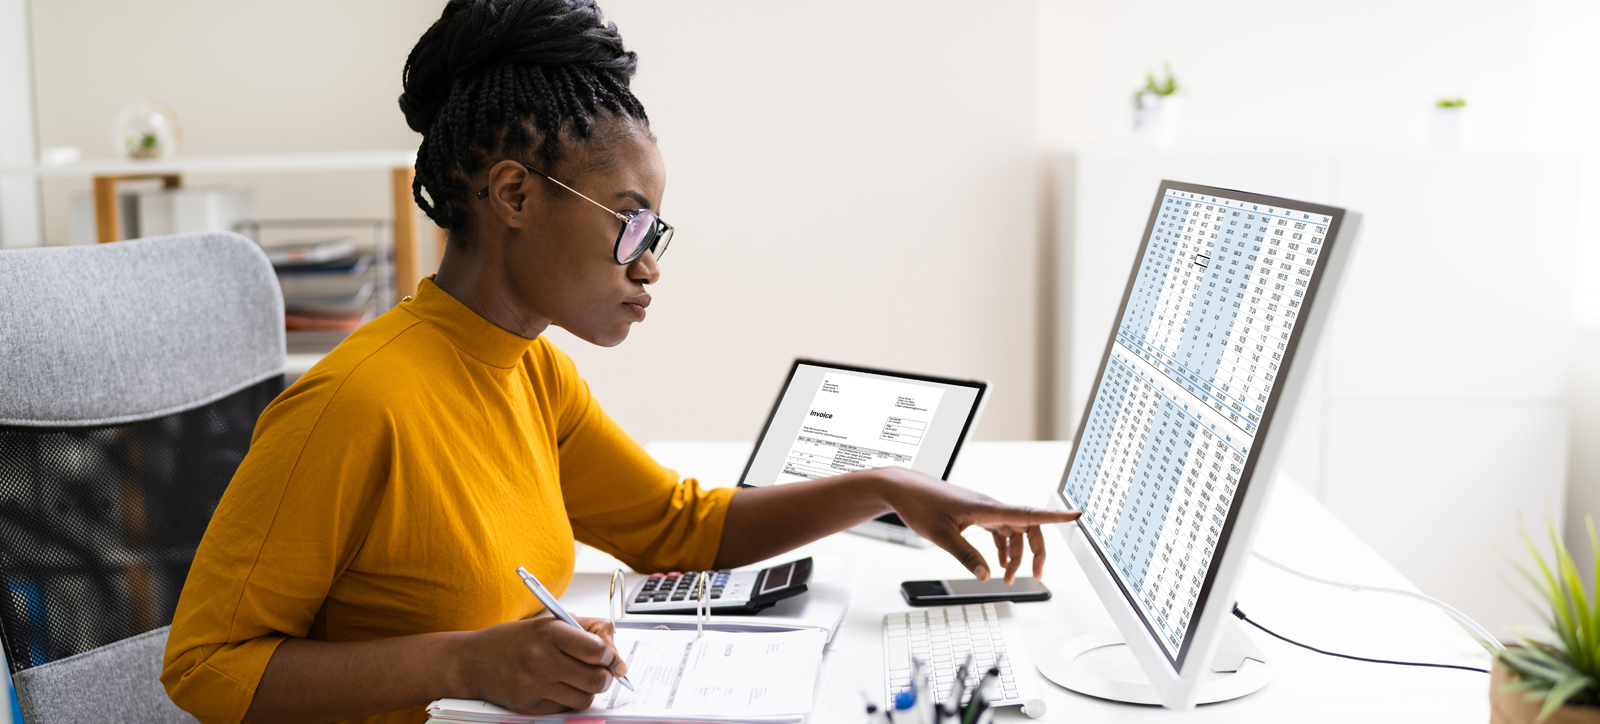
[737,360,987,488]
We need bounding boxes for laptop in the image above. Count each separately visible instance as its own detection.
[736,359,989,545]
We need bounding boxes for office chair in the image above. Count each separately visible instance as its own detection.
[0,232,284,724]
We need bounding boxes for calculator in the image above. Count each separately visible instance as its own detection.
[624,558,812,615]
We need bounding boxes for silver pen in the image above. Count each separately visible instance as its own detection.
[515,566,635,692]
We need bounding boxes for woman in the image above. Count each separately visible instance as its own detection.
[161,2,1078,723]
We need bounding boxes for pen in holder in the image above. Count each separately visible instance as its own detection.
[869,653,1000,724]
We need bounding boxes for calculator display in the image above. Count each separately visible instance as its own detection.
[1058,184,1343,664]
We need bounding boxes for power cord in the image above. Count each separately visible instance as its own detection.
[1250,551,1503,651]
[1230,604,1490,674]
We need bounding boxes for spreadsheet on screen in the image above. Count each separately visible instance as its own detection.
[1061,187,1334,658]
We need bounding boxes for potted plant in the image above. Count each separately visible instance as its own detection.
[1433,97,1467,150]
[1493,519,1600,723]
[112,96,182,161]
[1133,62,1180,148]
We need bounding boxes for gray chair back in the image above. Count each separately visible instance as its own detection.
[12,626,183,724]
[0,232,285,724]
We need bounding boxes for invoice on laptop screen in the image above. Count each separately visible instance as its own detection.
[738,361,986,487]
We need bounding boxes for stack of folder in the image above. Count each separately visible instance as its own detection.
[267,238,377,331]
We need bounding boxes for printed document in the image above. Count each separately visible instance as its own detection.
[776,371,945,484]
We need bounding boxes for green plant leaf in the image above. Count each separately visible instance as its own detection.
[1499,677,1543,694]
[1501,645,1573,683]
[1539,672,1595,722]
[1589,517,1600,672]
[1551,525,1595,673]
[1527,531,1577,640]
[1509,567,1559,631]
[1508,642,1577,680]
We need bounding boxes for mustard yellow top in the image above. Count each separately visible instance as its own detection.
[162,278,735,724]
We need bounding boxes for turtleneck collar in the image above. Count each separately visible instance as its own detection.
[401,276,538,369]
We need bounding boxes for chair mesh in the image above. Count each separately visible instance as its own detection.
[0,377,281,675]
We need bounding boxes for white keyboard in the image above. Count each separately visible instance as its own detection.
[882,601,1041,709]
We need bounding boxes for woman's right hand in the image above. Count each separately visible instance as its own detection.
[454,615,628,714]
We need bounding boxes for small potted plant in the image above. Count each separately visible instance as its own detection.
[1433,97,1467,149]
[1133,62,1180,148]
[112,96,182,161]
[1493,519,1600,723]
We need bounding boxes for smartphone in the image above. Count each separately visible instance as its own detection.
[900,577,1052,606]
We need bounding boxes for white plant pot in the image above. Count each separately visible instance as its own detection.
[1134,93,1181,149]
[1432,107,1466,150]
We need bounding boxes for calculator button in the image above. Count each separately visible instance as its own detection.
[634,595,650,603]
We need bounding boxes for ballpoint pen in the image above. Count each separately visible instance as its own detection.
[962,655,1003,724]
[895,657,927,724]
[945,652,974,717]
[515,566,635,692]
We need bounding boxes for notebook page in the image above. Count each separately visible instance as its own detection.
[591,628,824,717]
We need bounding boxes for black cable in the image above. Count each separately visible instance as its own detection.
[1230,604,1489,674]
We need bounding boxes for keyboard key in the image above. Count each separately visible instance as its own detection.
[887,635,911,672]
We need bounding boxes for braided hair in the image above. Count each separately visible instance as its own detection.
[399,0,649,239]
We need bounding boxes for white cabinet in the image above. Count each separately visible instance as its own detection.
[1051,147,1577,637]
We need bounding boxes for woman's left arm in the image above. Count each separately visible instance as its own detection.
[714,467,1080,583]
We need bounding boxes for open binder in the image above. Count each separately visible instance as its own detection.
[424,572,845,723]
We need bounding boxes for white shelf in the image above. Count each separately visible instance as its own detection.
[0,149,416,177]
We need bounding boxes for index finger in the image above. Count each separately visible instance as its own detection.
[551,622,616,669]
[577,616,616,643]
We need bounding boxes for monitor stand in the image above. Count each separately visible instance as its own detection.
[1034,618,1272,706]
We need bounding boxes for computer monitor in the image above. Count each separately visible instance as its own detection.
[1045,181,1361,709]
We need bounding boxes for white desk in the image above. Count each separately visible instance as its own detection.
[573,441,1492,722]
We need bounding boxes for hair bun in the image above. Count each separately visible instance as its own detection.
[400,0,636,134]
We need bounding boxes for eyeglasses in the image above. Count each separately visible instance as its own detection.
[476,163,673,265]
